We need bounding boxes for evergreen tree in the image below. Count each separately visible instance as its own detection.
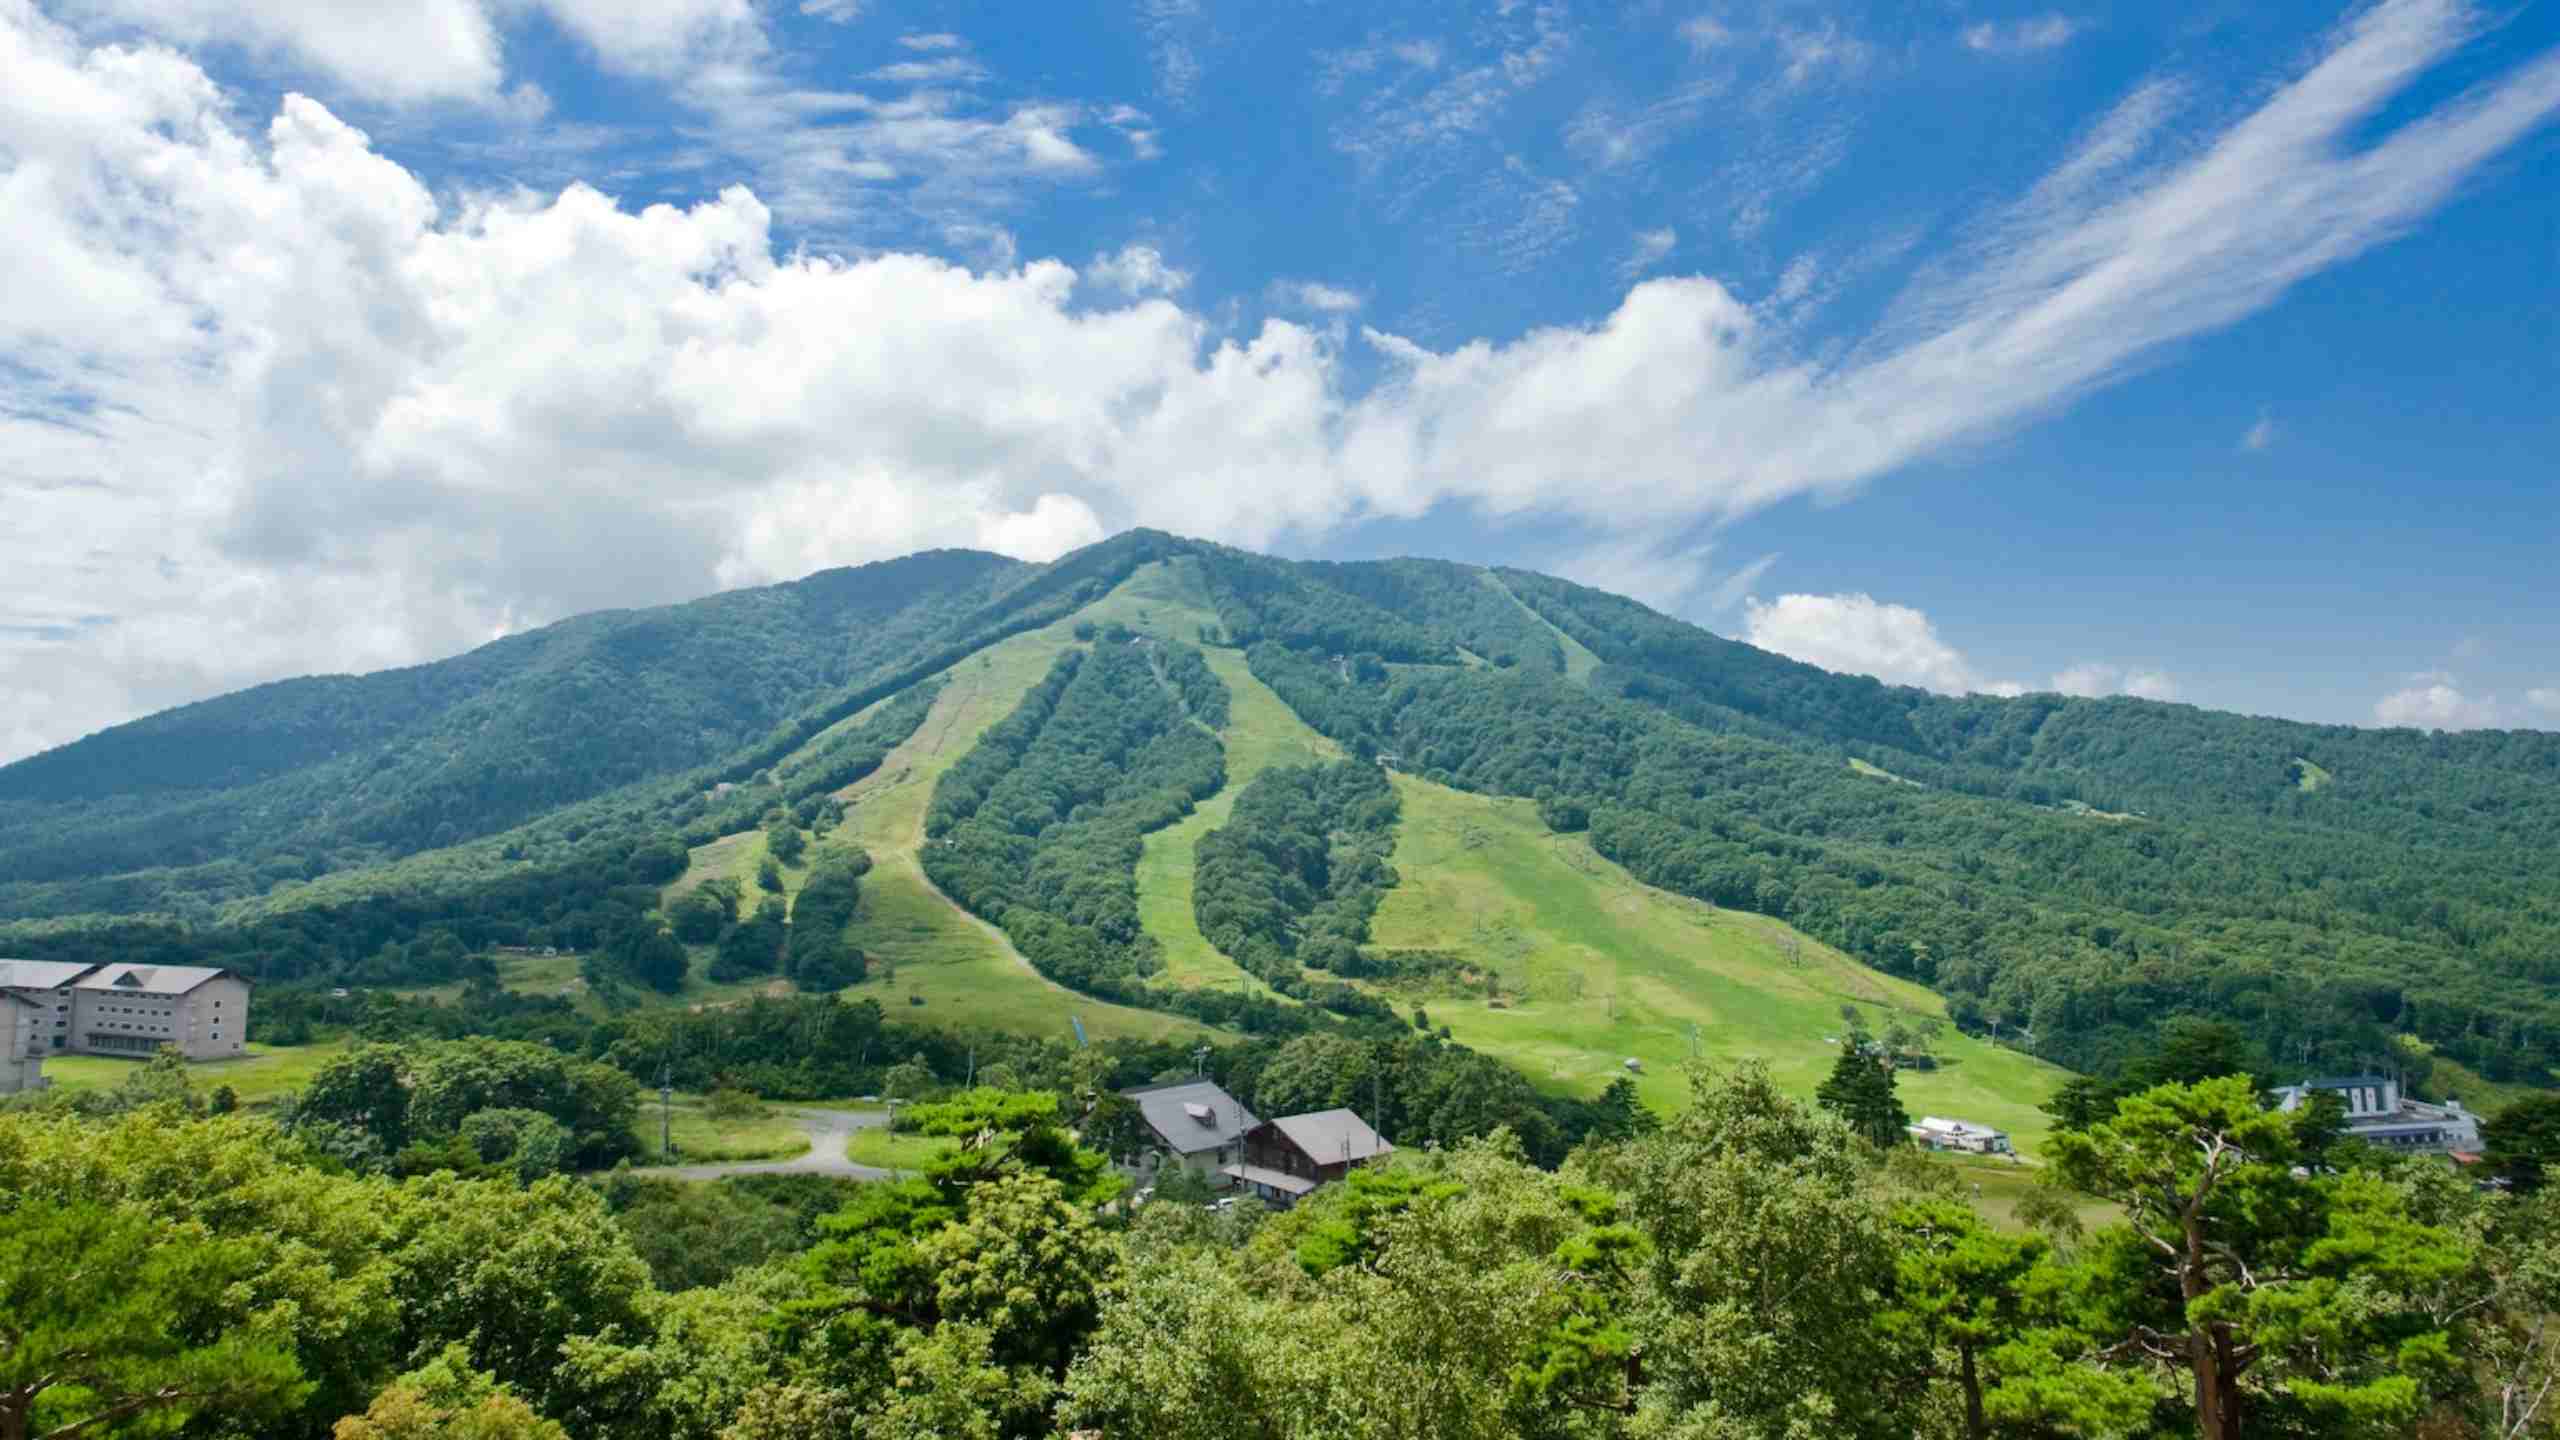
[1816,1046,1910,1148]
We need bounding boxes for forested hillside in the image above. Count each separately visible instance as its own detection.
[6,529,2556,1087]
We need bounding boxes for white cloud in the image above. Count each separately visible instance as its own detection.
[899,32,966,50]
[1084,244,1189,297]
[2051,662,2179,700]
[801,0,862,21]
[60,0,507,103]
[867,57,989,85]
[2528,687,2560,715]
[58,0,762,103]
[1963,15,2080,56]
[6,0,2560,757]
[1284,281,1365,312]
[1706,552,1780,615]
[1621,227,1679,278]
[1742,594,2014,695]
[2375,676,2508,730]
[2241,412,2277,451]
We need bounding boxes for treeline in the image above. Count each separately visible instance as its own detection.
[1244,642,2560,1079]
[1192,760,1407,1012]
[922,640,1225,1001]
[23,1058,2560,1440]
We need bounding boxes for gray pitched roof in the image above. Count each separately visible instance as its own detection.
[1124,1080,1259,1155]
[0,960,101,991]
[72,963,235,995]
[1268,1108,1393,1165]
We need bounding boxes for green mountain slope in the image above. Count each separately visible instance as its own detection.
[6,530,2557,1095]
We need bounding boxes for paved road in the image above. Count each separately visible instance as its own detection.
[631,1106,897,1182]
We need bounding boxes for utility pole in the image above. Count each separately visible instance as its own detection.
[1192,1043,1211,1077]
[658,1062,674,1160]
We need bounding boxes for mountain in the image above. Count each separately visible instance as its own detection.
[6,530,2557,1093]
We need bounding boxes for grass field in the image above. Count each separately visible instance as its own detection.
[1482,571,1603,685]
[846,1125,957,1171]
[36,1039,346,1106]
[1138,649,1340,998]
[1367,775,2069,1155]
[637,1098,812,1163]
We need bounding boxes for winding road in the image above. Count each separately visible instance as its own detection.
[629,1106,897,1182]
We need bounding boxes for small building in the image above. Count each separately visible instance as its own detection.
[1123,1080,1259,1187]
[1909,1115,2014,1155]
[2271,1075,2481,1155]
[70,964,251,1061]
[1,991,47,1094]
[1222,1108,1394,1208]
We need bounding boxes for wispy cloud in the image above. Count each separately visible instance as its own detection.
[6,0,2559,756]
[899,32,966,50]
[1962,14,2081,56]
[800,0,863,22]
[1327,3,1571,196]
[1277,281,1365,312]
[1621,226,1679,278]
[2240,411,2277,451]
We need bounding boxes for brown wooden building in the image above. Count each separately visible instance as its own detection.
[1220,1108,1393,1207]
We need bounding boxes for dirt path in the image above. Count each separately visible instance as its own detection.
[625,1107,897,1182]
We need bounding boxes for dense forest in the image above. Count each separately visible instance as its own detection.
[14,1035,2560,1440]
[1191,760,1409,1005]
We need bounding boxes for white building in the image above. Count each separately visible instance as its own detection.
[2270,1075,2481,1155]
[0,960,252,1062]
[1909,1115,2014,1155]
[0,960,96,1057]
[1,992,46,1093]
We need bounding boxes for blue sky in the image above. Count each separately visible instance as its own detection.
[1,0,2555,760]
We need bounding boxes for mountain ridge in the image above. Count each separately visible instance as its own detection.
[7,530,2558,1086]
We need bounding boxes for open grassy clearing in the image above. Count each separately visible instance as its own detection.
[36,1039,347,1106]
[1367,775,2068,1155]
[846,1125,957,1171]
[1849,757,1923,786]
[814,570,1215,1045]
[1482,570,1603,685]
[1138,649,1340,999]
[634,1097,813,1163]
[1932,1153,2121,1233]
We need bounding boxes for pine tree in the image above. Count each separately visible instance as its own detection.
[1815,1045,1909,1148]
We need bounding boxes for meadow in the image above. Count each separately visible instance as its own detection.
[1367,775,2068,1154]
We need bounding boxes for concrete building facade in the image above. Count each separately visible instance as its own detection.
[1,992,45,1093]
[2271,1075,2482,1155]
[0,960,251,1061]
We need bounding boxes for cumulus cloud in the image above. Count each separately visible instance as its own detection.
[5,0,2560,757]
[1741,594,2018,695]
[2051,662,2179,701]
[1084,245,1190,297]
[2375,675,2509,730]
